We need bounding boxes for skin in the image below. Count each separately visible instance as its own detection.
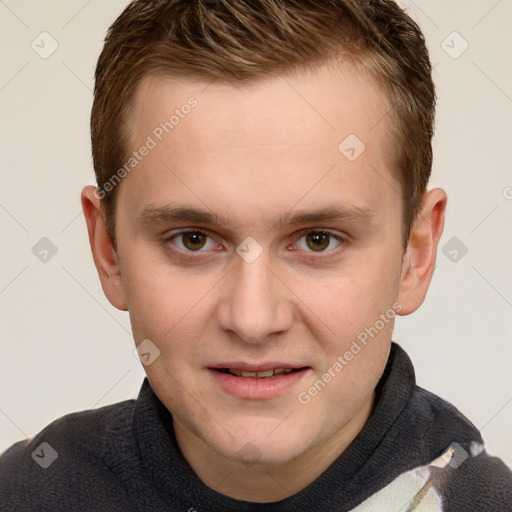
[82,62,447,502]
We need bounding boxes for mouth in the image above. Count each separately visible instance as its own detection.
[208,364,310,399]
[212,367,306,378]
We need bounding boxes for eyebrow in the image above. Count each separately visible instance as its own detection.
[137,203,376,230]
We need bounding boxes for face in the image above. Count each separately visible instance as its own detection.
[105,64,408,466]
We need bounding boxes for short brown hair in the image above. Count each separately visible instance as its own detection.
[91,0,435,251]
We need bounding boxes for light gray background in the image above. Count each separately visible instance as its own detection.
[1,0,511,467]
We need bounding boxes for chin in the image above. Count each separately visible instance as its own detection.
[214,420,310,468]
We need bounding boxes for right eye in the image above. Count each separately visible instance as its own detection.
[167,230,218,252]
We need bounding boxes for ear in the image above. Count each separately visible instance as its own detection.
[81,186,128,311]
[397,188,447,315]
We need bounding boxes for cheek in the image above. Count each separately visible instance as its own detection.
[121,251,197,328]
[121,257,222,373]
[300,256,401,342]
[121,268,172,341]
[299,274,397,424]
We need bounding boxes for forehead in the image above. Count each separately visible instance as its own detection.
[127,62,390,147]
[119,63,398,229]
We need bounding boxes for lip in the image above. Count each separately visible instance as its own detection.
[207,364,310,400]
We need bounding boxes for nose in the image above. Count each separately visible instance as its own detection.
[217,248,294,344]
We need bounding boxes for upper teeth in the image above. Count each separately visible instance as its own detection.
[229,368,295,378]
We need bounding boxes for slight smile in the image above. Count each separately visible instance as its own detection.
[208,362,311,400]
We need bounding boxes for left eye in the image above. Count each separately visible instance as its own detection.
[295,231,342,253]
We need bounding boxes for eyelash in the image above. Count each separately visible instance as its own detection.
[162,228,346,261]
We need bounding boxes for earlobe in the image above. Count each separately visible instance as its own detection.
[397,188,447,316]
[81,186,128,311]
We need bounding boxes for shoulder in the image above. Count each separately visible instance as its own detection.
[406,386,512,510]
[0,399,137,511]
[0,397,137,464]
[439,445,512,511]
[352,443,512,512]
[407,384,485,454]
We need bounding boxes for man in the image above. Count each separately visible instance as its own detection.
[1,1,511,510]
